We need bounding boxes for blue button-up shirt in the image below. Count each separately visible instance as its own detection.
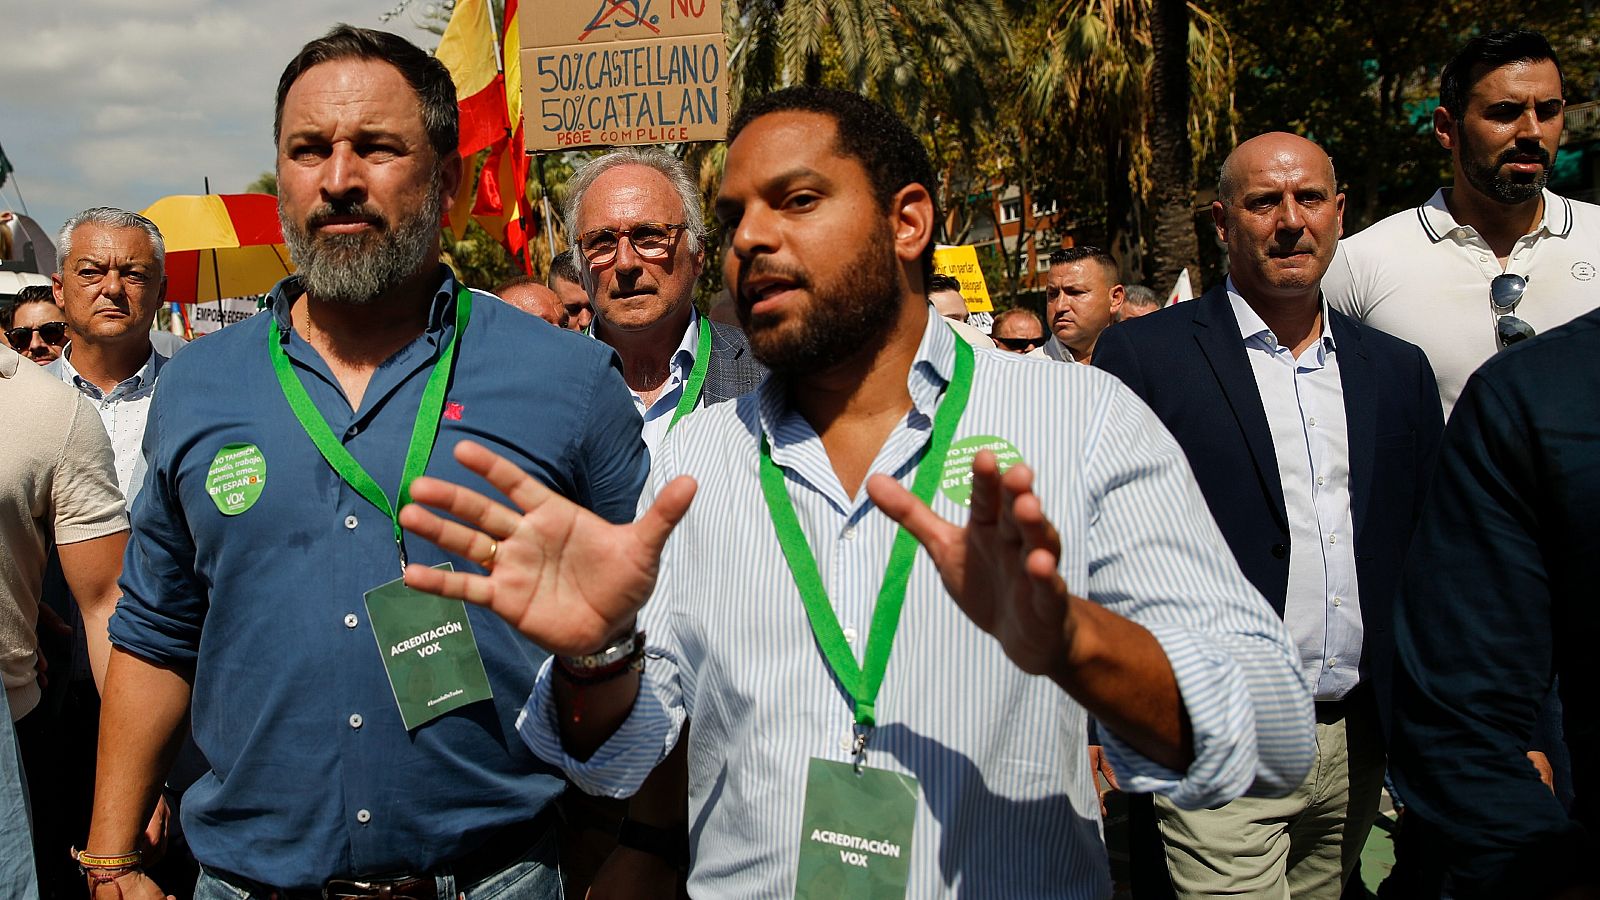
[109,271,647,889]
[521,312,1314,897]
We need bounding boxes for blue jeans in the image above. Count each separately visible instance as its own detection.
[192,829,563,900]
[0,708,39,899]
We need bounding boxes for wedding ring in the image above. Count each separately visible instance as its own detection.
[479,539,499,571]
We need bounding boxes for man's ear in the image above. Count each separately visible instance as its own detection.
[1210,200,1229,246]
[1433,106,1457,153]
[439,151,464,207]
[890,182,936,269]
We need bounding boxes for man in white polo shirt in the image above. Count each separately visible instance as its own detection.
[1324,28,1600,417]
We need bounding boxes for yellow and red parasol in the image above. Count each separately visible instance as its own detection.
[141,192,294,303]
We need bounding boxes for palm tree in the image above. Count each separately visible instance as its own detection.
[1020,0,1233,294]
[726,0,1011,137]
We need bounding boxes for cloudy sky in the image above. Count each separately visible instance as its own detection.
[0,0,439,242]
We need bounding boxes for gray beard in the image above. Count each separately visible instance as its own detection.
[280,175,443,305]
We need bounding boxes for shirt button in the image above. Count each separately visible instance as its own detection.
[349,713,364,729]
[1316,476,1325,486]
[356,809,371,824]
[1332,597,1342,608]
[1328,534,1337,544]
[348,425,361,438]
[843,627,859,644]
[1308,417,1318,427]
[1328,657,1339,667]
[344,613,359,629]
[345,515,359,530]
[842,525,857,541]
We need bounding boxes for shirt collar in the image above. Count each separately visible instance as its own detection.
[267,266,461,343]
[1225,275,1336,353]
[1418,187,1574,243]
[757,308,955,448]
[51,340,166,397]
[669,309,702,376]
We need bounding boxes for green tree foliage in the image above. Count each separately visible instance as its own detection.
[1219,2,1600,231]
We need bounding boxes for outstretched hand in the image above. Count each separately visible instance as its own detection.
[866,450,1075,679]
[399,440,697,656]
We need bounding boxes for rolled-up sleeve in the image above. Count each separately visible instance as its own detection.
[1082,383,1315,807]
[517,461,686,796]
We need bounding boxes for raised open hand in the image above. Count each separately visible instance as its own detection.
[399,440,697,656]
[866,449,1075,679]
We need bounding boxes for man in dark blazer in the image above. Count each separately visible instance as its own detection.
[1095,132,1443,899]
[1389,306,1600,900]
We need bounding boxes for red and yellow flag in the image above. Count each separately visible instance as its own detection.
[435,0,508,159]
[471,0,531,270]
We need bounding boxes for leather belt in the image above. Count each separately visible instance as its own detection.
[210,810,554,899]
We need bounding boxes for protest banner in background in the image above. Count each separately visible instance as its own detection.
[173,297,264,337]
[932,245,994,313]
[520,0,728,151]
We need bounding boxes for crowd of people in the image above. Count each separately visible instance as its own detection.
[0,20,1592,900]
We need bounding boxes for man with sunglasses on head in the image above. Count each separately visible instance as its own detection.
[1325,28,1600,417]
[566,148,765,456]
[4,284,68,365]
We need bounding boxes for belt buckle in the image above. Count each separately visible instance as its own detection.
[322,876,429,899]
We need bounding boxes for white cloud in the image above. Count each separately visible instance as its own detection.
[0,1,438,237]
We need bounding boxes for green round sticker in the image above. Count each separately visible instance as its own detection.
[940,435,1024,507]
[206,443,267,516]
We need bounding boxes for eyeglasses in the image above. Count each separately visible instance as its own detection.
[5,321,68,351]
[994,335,1047,352]
[577,223,688,266]
[1490,274,1536,349]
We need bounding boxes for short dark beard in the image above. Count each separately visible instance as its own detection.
[1458,127,1553,206]
[740,223,902,377]
[280,169,443,305]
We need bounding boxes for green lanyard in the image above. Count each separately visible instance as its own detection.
[757,338,975,745]
[668,316,713,431]
[268,286,472,571]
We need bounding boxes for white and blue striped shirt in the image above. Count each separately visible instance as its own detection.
[520,312,1314,897]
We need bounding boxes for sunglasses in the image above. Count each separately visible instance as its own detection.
[578,223,688,267]
[5,321,68,351]
[1490,274,1536,349]
[994,335,1047,351]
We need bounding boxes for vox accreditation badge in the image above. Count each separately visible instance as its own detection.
[364,563,494,730]
[795,758,918,898]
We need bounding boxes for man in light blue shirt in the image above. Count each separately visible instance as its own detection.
[45,208,179,511]
[400,89,1315,898]
[1096,132,1444,898]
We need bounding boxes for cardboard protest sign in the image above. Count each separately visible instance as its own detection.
[520,0,729,151]
[932,245,994,313]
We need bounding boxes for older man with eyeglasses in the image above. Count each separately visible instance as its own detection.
[566,148,766,456]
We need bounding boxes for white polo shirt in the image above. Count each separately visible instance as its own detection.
[1324,187,1600,415]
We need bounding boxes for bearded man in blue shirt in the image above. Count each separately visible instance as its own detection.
[82,25,646,899]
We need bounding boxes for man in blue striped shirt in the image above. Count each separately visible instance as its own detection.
[401,88,1316,897]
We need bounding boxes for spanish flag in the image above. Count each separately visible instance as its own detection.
[471,0,532,271]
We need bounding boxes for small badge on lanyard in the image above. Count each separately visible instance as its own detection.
[363,563,494,729]
[795,757,919,899]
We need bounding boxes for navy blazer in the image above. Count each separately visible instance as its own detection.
[1094,285,1443,707]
